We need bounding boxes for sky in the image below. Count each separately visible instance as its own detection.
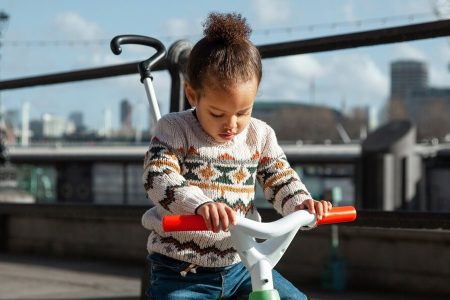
[1,0,450,131]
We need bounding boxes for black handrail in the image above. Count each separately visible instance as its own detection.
[110,35,167,83]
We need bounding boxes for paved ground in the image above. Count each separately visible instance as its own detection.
[0,253,141,300]
[0,253,446,300]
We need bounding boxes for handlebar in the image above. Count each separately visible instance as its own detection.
[161,206,356,292]
[110,35,167,82]
[163,206,356,235]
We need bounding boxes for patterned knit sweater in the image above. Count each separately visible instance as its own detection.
[141,109,312,268]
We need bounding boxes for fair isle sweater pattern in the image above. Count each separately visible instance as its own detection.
[142,110,311,267]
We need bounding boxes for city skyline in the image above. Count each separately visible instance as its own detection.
[1,55,450,143]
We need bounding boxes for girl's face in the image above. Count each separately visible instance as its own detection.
[185,77,258,144]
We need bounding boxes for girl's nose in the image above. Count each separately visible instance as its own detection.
[224,115,237,130]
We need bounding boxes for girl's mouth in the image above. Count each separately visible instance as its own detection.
[219,132,235,140]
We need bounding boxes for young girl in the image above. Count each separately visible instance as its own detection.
[142,12,332,300]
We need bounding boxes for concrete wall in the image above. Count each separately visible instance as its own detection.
[0,204,149,262]
[1,204,449,297]
[284,226,450,295]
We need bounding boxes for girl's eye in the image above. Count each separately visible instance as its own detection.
[210,113,223,118]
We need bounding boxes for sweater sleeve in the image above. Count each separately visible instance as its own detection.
[256,124,312,216]
[143,115,212,215]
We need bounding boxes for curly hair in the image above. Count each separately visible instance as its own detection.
[186,12,262,91]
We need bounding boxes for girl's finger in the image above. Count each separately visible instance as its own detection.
[305,199,315,214]
[209,205,220,233]
[316,202,324,220]
[218,206,229,231]
[226,207,237,225]
[321,200,330,215]
[201,205,212,231]
[326,200,333,211]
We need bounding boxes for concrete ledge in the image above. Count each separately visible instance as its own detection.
[0,203,149,262]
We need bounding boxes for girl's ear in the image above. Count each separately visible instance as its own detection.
[184,82,198,108]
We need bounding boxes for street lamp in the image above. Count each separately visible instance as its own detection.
[0,10,9,79]
[0,10,9,55]
[0,10,9,91]
[0,11,8,31]
[0,11,9,152]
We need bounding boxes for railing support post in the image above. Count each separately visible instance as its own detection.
[0,214,8,252]
[167,40,192,113]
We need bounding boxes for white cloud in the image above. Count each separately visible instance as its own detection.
[259,55,324,100]
[326,54,389,103]
[251,0,291,23]
[404,0,432,15]
[429,65,450,87]
[428,43,450,87]
[392,44,428,61]
[258,53,388,107]
[432,0,450,18]
[271,55,325,79]
[437,42,450,62]
[54,11,103,40]
[51,12,158,69]
[343,3,356,22]
[165,18,193,38]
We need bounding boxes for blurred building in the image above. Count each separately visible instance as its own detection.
[120,99,132,130]
[101,108,112,138]
[68,111,84,132]
[2,109,19,144]
[118,99,135,139]
[5,110,20,131]
[42,114,75,138]
[252,101,368,143]
[29,114,75,139]
[29,120,43,139]
[389,59,450,141]
[390,60,428,98]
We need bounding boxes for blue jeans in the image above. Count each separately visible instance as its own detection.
[146,253,307,300]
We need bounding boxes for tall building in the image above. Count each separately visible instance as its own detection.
[68,111,84,129]
[103,107,112,138]
[5,110,20,130]
[390,60,428,98]
[29,120,43,139]
[120,99,132,130]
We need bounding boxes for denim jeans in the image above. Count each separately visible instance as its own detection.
[146,253,308,300]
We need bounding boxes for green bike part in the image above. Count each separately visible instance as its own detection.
[249,289,280,300]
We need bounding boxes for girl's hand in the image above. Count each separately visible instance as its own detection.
[295,199,332,220]
[196,202,237,233]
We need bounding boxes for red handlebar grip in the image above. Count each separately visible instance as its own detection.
[162,206,357,232]
[163,215,208,232]
[316,206,357,226]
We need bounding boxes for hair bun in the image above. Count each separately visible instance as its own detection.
[203,12,251,44]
